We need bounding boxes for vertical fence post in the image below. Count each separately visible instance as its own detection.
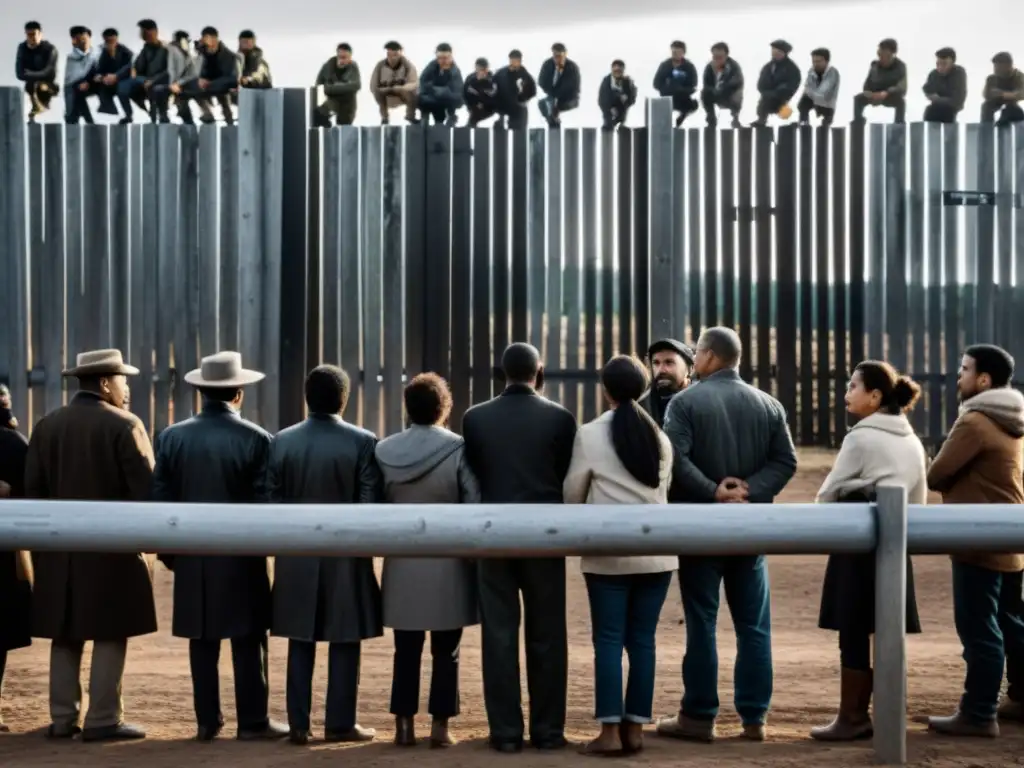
[0,87,29,429]
[647,97,673,342]
[873,483,908,765]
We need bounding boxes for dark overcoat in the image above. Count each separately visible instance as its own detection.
[25,392,158,641]
[153,401,273,640]
[269,415,384,644]
[0,425,32,652]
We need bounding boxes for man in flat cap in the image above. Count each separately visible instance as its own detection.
[153,351,288,742]
[25,349,157,741]
[752,40,801,127]
[640,339,694,428]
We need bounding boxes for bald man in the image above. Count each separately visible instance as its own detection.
[657,326,797,744]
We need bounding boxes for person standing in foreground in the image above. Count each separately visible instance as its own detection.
[269,365,383,745]
[811,361,928,741]
[564,356,676,756]
[153,351,288,742]
[375,373,481,748]
[925,344,1024,738]
[462,342,578,753]
[657,327,797,743]
[25,350,157,741]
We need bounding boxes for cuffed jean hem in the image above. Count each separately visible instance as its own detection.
[596,714,652,724]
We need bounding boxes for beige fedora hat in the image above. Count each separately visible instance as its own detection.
[184,351,265,388]
[62,349,140,377]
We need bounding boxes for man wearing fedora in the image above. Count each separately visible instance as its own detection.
[24,349,157,742]
[152,351,288,742]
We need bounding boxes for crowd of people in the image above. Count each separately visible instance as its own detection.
[14,20,1024,129]
[1,331,1023,753]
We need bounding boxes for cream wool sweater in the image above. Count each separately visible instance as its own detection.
[816,412,929,504]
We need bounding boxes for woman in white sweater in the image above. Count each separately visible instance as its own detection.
[811,360,928,742]
[563,355,676,756]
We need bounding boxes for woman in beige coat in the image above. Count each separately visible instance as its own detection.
[563,355,676,756]
[374,373,480,749]
[811,360,928,742]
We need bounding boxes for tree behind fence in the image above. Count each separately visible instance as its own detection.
[1,88,1022,447]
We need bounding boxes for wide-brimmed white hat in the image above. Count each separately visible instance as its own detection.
[184,351,265,388]
[62,349,140,377]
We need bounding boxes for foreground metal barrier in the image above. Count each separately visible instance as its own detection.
[4,484,1024,764]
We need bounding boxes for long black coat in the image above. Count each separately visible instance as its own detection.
[0,425,32,652]
[269,415,384,644]
[153,402,272,640]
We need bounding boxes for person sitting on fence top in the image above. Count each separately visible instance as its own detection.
[91,28,134,123]
[63,25,99,125]
[121,19,168,123]
[176,26,241,126]
[853,38,907,124]
[236,30,271,95]
[369,41,418,125]
[797,47,840,127]
[653,41,699,127]
[598,59,638,130]
[538,42,580,128]
[314,43,361,127]
[151,31,198,124]
[16,20,59,122]
[925,344,1024,738]
[493,49,536,130]
[752,39,801,127]
[810,361,927,743]
[981,52,1024,125]
[418,43,464,127]
[922,47,967,124]
[464,57,499,127]
[700,42,744,129]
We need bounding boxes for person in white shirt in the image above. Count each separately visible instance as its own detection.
[564,355,675,756]
[811,360,928,741]
[797,47,841,126]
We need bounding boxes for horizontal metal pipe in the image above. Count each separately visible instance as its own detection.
[0,501,877,557]
[907,505,1024,554]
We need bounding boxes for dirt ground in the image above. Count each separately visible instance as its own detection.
[2,448,1022,768]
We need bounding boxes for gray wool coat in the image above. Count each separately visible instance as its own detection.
[375,425,481,631]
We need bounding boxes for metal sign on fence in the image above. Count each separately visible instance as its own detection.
[942,190,997,206]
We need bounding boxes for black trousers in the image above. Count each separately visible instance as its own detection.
[500,103,529,130]
[94,82,132,118]
[700,90,742,126]
[65,79,95,125]
[853,92,906,123]
[1002,570,1024,702]
[981,100,1024,125]
[0,649,6,707]
[286,640,361,733]
[189,634,269,731]
[601,106,630,129]
[923,102,960,124]
[670,93,699,125]
[468,103,497,127]
[839,630,871,671]
[479,557,567,744]
[179,82,234,124]
[419,95,460,125]
[390,629,462,717]
[796,94,834,125]
[755,93,790,123]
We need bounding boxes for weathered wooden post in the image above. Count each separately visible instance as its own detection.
[0,87,29,429]
[646,97,673,343]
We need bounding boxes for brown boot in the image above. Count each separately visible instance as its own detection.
[927,711,999,738]
[810,668,874,741]
[430,718,456,748]
[394,716,416,747]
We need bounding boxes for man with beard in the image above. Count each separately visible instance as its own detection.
[925,345,1024,738]
[315,43,362,127]
[493,49,536,130]
[639,339,694,427]
[701,42,744,129]
[369,41,418,125]
[177,26,241,125]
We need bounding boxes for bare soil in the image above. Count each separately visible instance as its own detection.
[2,449,1022,767]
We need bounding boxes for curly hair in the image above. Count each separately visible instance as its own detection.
[404,372,453,426]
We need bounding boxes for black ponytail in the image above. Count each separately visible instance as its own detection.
[601,355,664,489]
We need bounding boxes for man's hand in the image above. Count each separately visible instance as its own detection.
[198,78,210,90]
[103,74,117,86]
[170,82,181,95]
[93,74,103,83]
[78,82,90,92]
[873,91,888,101]
[715,477,749,503]
[143,80,152,90]
[0,480,11,498]
[240,76,250,86]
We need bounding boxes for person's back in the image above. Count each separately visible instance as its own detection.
[270,416,377,504]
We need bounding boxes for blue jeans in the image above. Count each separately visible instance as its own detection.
[953,562,1024,722]
[678,555,772,725]
[585,571,672,723]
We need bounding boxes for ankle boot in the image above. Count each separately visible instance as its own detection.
[430,717,455,748]
[394,716,416,747]
[810,668,874,741]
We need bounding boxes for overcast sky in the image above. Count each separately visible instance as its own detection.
[3,0,1022,126]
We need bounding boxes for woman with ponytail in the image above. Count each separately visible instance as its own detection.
[811,360,928,742]
[563,355,676,756]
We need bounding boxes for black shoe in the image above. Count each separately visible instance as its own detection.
[489,738,523,753]
[237,720,289,741]
[531,735,568,750]
[196,724,223,742]
[46,723,81,739]
[288,729,310,745]
[82,723,146,742]
[325,724,376,742]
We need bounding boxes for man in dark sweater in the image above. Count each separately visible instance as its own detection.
[598,59,637,129]
[121,19,169,122]
[854,38,907,124]
[653,41,699,126]
[639,339,693,427]
[418,43,464,126]
[493,49,536,130]
[701,42,743,129]
[981,52,1024,126]
[314,43,362,126]
[16,20,60,122]
[91,28,134,122]
[538,42,580,128]
[464,57,499,127]
[753,39,801,126]
[922,47,967,124]
[177,27,240,125]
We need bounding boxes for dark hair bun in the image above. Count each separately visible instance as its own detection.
[892,376,921,410]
